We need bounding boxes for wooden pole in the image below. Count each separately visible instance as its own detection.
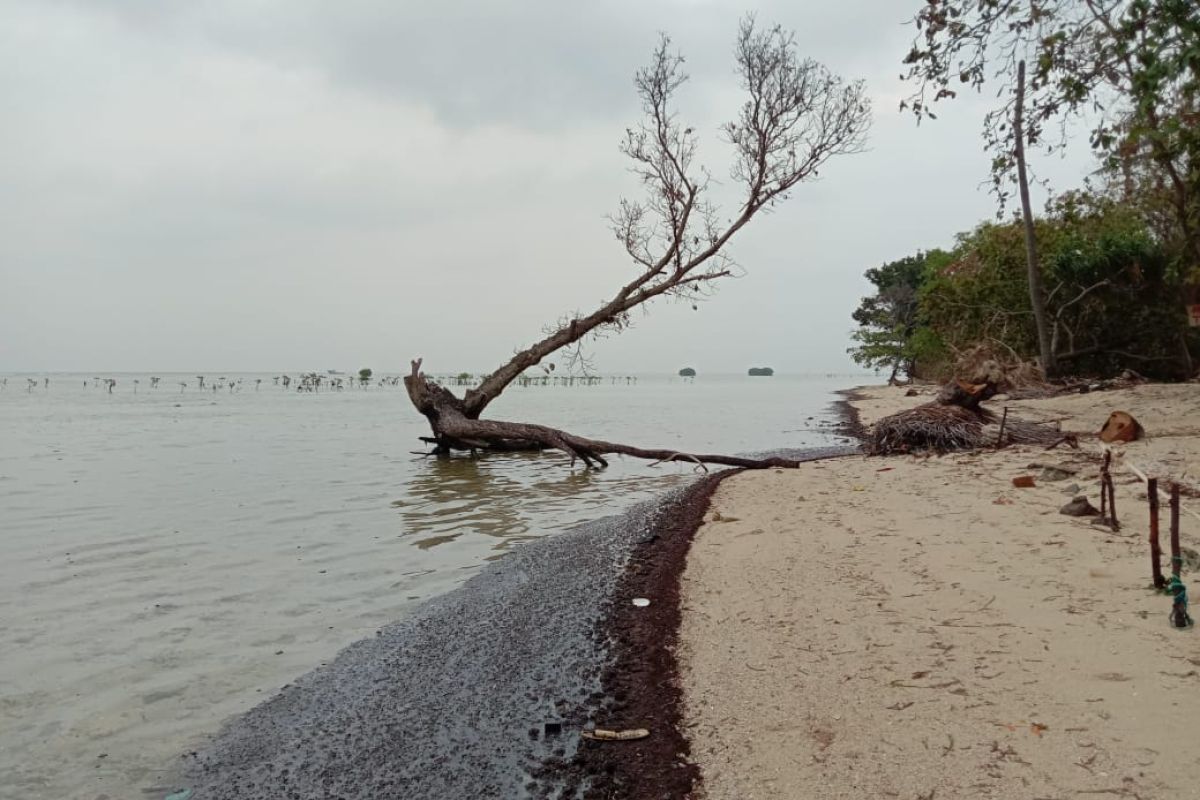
[1149,478,1165,589]
[1168,482,1192,628]
[1014,60,1056,377]
[1170,482,1182,577]
[996,406,1009,448]
[1107,469,1119,531]
[1100,451,1110,518]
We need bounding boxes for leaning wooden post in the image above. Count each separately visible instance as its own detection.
[996,406,1009,448]
[1107,467,1119,531]
[1167,483,1193,628]
[1100,451,1111,519]
[1170,483,1182,577]
[1148,478,1166,589]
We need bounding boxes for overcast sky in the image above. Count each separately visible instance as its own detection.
[0,0,1096,375]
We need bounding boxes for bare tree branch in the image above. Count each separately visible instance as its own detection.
[406,18,870,468]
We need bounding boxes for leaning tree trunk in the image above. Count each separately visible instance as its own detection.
[1014,61,1056,379]
[398,22,871,470]
[403,360,815,469]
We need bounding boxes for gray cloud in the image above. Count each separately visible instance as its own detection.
[1,1,1095,374]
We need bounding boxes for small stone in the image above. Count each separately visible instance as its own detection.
[1040,467,1075,482]
[1061,483,1082,495]
[1061,496,1100,517]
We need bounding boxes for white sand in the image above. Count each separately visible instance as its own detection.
[681,384,1200,799]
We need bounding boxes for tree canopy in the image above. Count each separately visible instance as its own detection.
[851,190,1194,381]
[848,251,949,383]
[902,0,1200,270]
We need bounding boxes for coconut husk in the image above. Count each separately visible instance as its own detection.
[1099,411,1143,443]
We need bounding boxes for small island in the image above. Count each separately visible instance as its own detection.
[747,367,774,377]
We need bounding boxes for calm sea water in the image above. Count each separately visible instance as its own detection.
[0,371,863,799]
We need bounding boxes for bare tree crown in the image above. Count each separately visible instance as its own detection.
[419,17,868,428]
[612,17,870,310]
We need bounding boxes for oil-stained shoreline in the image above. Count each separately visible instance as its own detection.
[173,442,860,800]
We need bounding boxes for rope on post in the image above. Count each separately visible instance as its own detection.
[1167,575,1194,629]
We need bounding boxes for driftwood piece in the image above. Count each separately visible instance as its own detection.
[581,728,650,741]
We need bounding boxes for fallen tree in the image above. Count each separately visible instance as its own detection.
[404,18,871,469]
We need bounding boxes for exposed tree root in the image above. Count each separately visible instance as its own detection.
[867,378,1080,455]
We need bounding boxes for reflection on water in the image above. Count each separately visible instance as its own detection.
[396,450,688,552]
[397,455,534,542]
[412,533,462,550]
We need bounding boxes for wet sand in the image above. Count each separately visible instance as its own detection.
[171,447,855,799]
[0,374,856,799]
[680,384,1200,798]
[176,494,652,799]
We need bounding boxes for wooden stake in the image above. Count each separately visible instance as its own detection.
[996,406,1009,448]
[1107,470,1119,531]
[1148,478,1165,589]
[1170,482,1182,577]
[1100,452,1110,518]
[1096,451,1119,530]
[1168,482,1192,628]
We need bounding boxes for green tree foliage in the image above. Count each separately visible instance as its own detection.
[848,251,949,382]
[358,368,373,384]
[918,193,1189,378]
[851,192,1193,380]
[901,0,1200,270]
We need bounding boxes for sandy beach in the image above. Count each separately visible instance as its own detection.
[680,384,1200,799]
